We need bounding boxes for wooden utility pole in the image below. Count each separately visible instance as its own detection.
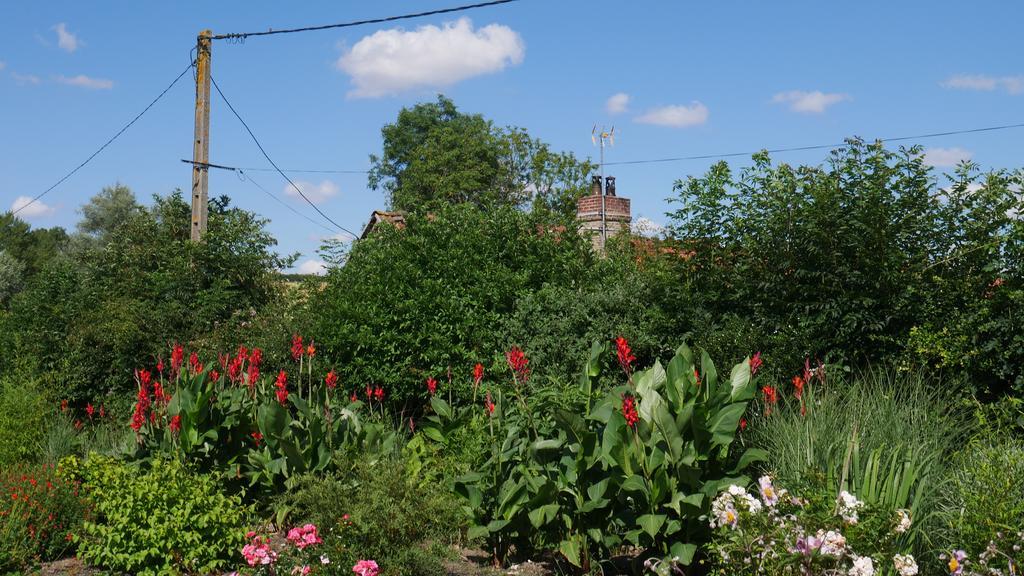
[190,30,212,241]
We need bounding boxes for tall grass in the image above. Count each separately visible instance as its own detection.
[750,365,971,550]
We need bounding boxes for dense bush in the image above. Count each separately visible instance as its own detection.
[1,191,293,403]
[934,440,1024,569]
[667,142,1024,394]
[75,455,248,575]
[308,203,594,407]
[281,458,462,576]
[0,374,49,465]
[0,462,85,572]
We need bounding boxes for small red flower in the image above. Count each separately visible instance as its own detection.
[275,371,289,405]
[169,414,182,434]
[170,344,184,376]
[621,393,639,428]
[246,364,260,389]
[306,344,316,358]
[350,390,358,403]
[505,346,530,381]
[792,375,805,400]
[614,336,636,373]
[740,417,747,431]
[485,391,495,415]
[750,351,763,376]
[693,368,701,387]
[85,403,95,419]
[156,358,164,375]
[60,400,68,413]
[373,386,384,402]
[73,420,82,431]
[473,363,484,388]
[210,369,220,382]
[325,371,338,390]
[99,405,106,419]
[291,335,304,361]
[761,385,778,416]
[365,385,373,400]
[249,348,263,367]
[189,351,200,373]
[426,377,437,396]
[251,431,263,447]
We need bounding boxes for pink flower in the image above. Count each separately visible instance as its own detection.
[291,566,311,576]
[352,560,379,576]
[750,351,762,376]
[241,534,277,566]
[286,523,322,550]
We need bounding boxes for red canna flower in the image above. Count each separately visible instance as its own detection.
[170,344,184,376]
[621,393,640,428]
[350,390,358,403]
[249,348,263,367]
[750,351,763,376]
[138,369,152,388]
[694,368,702,387]
[85,403,95,419]
[365,385,373,401]
[291,335,304,361]
[306,344,316,358]
[237,345,249,361]
[73,420,82,430]
[473,363,484,388]
[210,369,220,382]
[740,417,747,431]
[425,377,437,396]
[485,391,495,415]
[761,385,778,416]
[803,358,812,385]
[792,375,805,400]
[250,431,263,447]
[60,400,68,413]
[275,371,288,405]
[189,351,200,373]
[246,364,259,389]
[156,358,164,375]
[373,386,384,402]
[325,371,338,390]
[614,336,636,374]
[169,415,182,434]
[505,346,530,382]
[99,405,106,419]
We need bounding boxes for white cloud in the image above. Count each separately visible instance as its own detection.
[922,147,973,167]
[336,17,525,98]
[55,74,113,89]
[772,90,850,114]
[10,196,55,218]
[296,259,328,276]
[634,102,709,128]
[12,72,41,86]
[53,23,80,53]
[941,74,1024,94]
[606,92,630,114]
[285,180,339,204]
[631,216,665,238]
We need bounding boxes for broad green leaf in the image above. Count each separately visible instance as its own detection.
[729,361,754,401]
[637,513,666,538]
[670,542,697,565]
[559,537,581,567]
[709,402,746,447]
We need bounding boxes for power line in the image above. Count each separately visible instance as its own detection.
[11,61,195,217]
[603,121,1024,167]
[237,166,368,175]
[209,74,361,239]
[211,0,520,41]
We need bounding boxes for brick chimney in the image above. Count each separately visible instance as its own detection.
[577,174,630,252]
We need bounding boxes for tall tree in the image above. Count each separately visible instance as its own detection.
[74,183,142,249]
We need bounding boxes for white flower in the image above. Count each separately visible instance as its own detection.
[837,491,864,525]
[849,555,875,576]
[818,530,847,558]
[758,476,779,507]
[320,554,330,565]
[710,485,763,528]
[894,509,912,533]
[893,554,918,576]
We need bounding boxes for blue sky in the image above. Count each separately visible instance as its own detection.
[2,1,1022,273]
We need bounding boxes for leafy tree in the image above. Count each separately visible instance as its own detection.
[0,212,68,277]
[2,191,294,402]
[75,183,142,245]
[307,203,594,406]
[369,95,594,217]
[0,251,25,306]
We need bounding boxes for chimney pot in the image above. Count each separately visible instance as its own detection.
[605,176,616,196]
[590,175,603,196]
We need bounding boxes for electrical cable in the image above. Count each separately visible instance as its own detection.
[236,169,340,235]
[209,74,361,239]
[211,0,519,41]
[603,122,1024,167]
[12,61,195,217]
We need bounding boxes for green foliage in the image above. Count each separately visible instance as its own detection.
[369,95,594,217]
[750,366,968,556]
[309,203,593,406]
[666,142,1024,394]
[934,440,1024,568]
[73,182,142,248]
[76,455,248,575]
[449,342,764,569]
[3,190,294,402]
[280,457,461,576]
[0,373,49,465]
[0,212,69,279]
[0,462,85,572]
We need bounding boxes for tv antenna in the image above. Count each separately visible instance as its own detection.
[592,125,615,242]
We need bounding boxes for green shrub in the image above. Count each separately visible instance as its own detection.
[76,455,249,575]
[0,374,49,465]
[280,457,461,576]
[0,462,86,572]
[934,440,1024,569]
